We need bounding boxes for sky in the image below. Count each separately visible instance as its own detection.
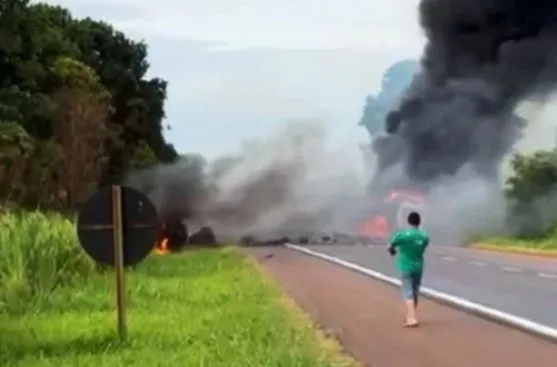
[41,0,426,159]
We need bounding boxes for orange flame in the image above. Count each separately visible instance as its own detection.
[359,215,390,239]
[154,237,170,255]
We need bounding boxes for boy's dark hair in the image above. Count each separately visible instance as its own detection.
[407,212,421,226]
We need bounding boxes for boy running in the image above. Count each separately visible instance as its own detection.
[388,211,429,327]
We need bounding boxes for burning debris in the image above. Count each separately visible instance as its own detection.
[154,221,220,255]
[154,237,170,255]
[239,235,291,246]
[237,231,367,246]
[154,220,188,255]
[188,227,217,246]
[357,189,426,241]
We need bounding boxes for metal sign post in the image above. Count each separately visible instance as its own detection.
[76,185,159,340]
[111,185,127,340]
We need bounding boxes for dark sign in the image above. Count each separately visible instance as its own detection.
[76,186,159,267]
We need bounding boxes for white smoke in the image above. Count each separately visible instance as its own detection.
[127,120,372,240]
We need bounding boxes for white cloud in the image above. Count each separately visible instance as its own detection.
[40,0,426,157]
[47,0,425,51]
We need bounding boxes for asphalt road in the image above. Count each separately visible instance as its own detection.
[302,244,557,330]
[254,246,557,366]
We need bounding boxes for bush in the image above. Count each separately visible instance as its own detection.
[0,209,95,314]
[504,150,557,237]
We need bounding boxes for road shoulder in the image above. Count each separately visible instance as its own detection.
[248,246,556,367]
[471,242,557,259]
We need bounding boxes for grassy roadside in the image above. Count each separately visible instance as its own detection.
[472,235,557,257]
[0,209,356,367]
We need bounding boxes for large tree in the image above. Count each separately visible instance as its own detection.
[59,14,177,181]
[0,0,178,208]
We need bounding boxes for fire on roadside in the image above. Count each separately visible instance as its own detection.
[154,237,170,255]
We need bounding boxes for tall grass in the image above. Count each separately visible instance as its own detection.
[1,248,357,367]
[0,209,356,367]
[0,209,95,314]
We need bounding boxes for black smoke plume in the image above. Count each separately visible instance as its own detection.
[372,0,557,190]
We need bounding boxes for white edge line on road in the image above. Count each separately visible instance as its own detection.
[538,272,557,279]
[501,266,523,273]
[441,256,457,261]
[469,261,486,266]
[285,243,557,342]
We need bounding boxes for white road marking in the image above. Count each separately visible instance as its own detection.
[501,266,522,273]
[537,272,557,280]
[469,261,486,266]
[285,243,557,342]
[441,256,457,261]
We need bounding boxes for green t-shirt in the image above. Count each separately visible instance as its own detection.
[389,227,429,275]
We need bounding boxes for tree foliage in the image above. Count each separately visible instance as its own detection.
[359,60,419,137]
[50,57,111,207]
[504,150,557,237]
[0,0,177,209]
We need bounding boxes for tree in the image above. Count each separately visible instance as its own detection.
[0,1,178,209]
[504,150,557,237]
[0,1,79,138]
[61,17,178,182]
[0,120,34,201]
[124,140,159,170]
[21,139,62,207]
[49,57,111,208]
[359,60,419,137]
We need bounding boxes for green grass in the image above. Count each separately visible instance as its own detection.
[0,209,355,367]
[474,232,557,255]
[0,209,96,314]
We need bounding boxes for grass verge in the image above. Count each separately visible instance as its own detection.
[0,208,95,314]
[472,236,557,257]
[1,241,356,366]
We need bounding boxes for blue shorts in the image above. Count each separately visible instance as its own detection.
[401,271,422,300]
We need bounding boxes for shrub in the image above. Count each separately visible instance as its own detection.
[504,150,557,237]
[0,208,95,314]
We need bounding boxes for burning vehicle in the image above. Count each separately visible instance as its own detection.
[357,188,426,244]
[154,219,188,255]
[154,220,218,255]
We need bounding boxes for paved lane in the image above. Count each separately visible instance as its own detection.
[436,246,557,274]
[252,247,557,367]
[302,244,557,329]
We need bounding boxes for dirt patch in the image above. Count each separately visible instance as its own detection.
[248,246,556,367]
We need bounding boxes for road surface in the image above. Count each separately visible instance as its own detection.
[250,247,557,367]
[300,244,557,330]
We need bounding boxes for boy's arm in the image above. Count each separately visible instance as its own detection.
[420,235,430,255]
[388,232,401,256]
[389,231,403,248]
[423,235,430,249]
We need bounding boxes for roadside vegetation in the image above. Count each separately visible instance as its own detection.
[474,237,557,255]
[475,150,557,255]
[0,209,95,315]
[0,208,355,367]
